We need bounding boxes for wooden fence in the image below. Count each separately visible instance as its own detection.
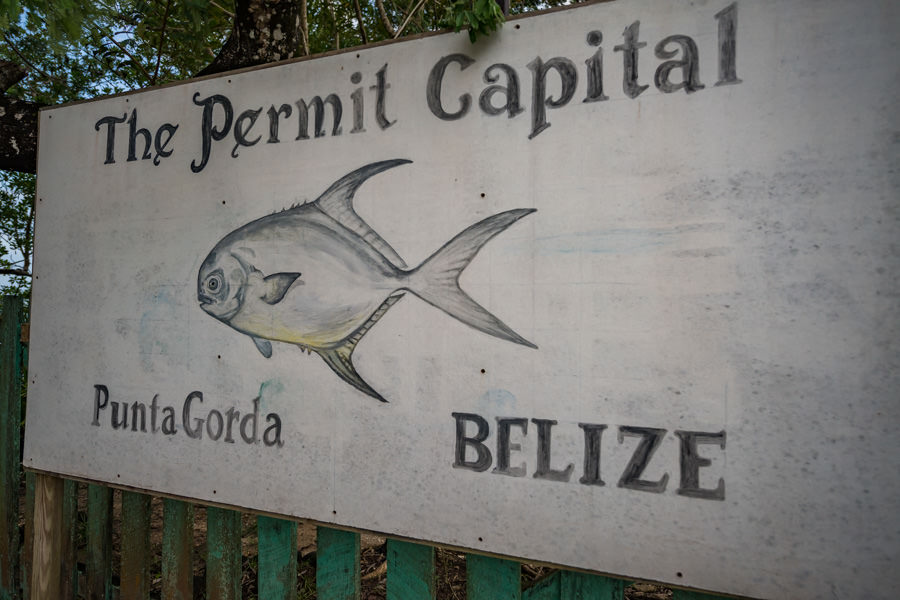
[1,295,724,600]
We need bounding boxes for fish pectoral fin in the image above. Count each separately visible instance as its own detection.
[252,337,273,358]
[316,344,386,402]
[260,272,302,305]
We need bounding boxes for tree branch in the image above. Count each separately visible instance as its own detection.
[23,193,34,275]
[327,1,340,51]
[1,35,55,83]
[152,0,173,85]
[102,31,153,85]
[209,0,234,17]
[196,0,301,77]
[394,0,428,38]
[376,0,397,37]
[0,61,27,92]
[0,66,40,173]
[299,0,310,56]
[353,0,368,45]
[0,268,31,277]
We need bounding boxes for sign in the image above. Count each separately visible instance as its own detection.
[25,1,900,598]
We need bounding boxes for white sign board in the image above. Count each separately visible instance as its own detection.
[25,1,900,598]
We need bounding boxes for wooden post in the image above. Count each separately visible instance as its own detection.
[29,473,64,600]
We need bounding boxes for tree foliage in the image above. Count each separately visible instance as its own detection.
[0,170,33,295]
[0,0,581,295]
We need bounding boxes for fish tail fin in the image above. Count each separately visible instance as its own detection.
[407,208,537,349]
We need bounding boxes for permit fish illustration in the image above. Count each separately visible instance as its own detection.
[197,159,536,401]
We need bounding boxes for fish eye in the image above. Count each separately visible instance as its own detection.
[206,275,222,292]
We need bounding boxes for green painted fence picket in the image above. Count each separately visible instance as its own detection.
[0,295,736,600]
[0,296,23,600]
[318,527,361,599]
[206,506,242,600]
[386,539,435,599]
[257,515,298,600]
[121,491,152,600]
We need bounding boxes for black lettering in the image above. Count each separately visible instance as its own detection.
[492,417,527,477]
[224,407,239,443]
[190,93,233,173]
[654,35,705,94]
[266,104,292,143]
[94,115,127,165]
[231,107,263,157]
[206,409,224,441]
[617,426,669,493]
[296,95,342,140]
[614,21,649,99]
[532,418,574,482]
[240,397,259,443]
[150,394,160,433]
[583,31,609,103]
[675,430,726,500]
[426,54,476,121]
[526,56,577,139]
[161,406,176,435]
[263,414,284,447]
[452,412,491,471]
[714,2,741,86]
[153,123,178,166]
[372,64,395,129]
[479,63,523,118]
[92,384,109,426]
[578,423,607,486]
[131,402,146,432]
[350,72,365,133]
[183,391,204,439]
[126,109,153,162]
[111,401,128,430]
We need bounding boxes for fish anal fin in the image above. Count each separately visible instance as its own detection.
[317,345,386,402]
[252,337,273,358]
[312,293,405,402]
[313,160,411,268]
[261,272,302,305]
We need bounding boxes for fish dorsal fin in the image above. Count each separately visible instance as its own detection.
[312,159,411,268]
[313,293,405,402]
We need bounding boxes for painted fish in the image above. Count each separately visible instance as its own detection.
[197,159,536,401]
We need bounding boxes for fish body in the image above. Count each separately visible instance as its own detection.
[198,159,536,401]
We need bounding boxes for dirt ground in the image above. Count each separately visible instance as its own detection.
[58,487,674,599]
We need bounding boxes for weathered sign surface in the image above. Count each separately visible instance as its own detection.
[24,1,900,598]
